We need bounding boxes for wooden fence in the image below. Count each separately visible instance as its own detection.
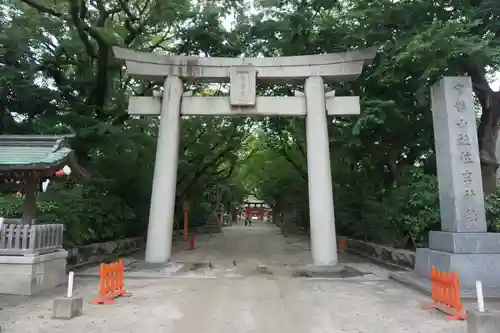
[0,223,64,256]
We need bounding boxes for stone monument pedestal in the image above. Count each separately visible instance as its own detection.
[196,213,222,234]
[415,231,500,289]
[0,250,68,295]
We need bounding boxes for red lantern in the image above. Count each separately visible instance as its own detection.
[55,165,71,177]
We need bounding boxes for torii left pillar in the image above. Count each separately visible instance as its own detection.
[144,76,182,263]
[305,76,338,266]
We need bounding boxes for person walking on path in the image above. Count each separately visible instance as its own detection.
[245,215,252,227]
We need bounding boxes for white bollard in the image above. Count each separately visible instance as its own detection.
[476,280,485,313]
[42,179,50,192]
[67,271,74,298]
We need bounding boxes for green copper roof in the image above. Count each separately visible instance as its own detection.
[0,135,73,168]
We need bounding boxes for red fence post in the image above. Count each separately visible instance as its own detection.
[188,234,196,250]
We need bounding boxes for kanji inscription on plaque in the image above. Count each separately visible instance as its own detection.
[456,118,467,128]
[463,208,478,228]
[459,151,473,164]
[453,81,465,95]
[454,100,467,113]
[462,170,472,185]
[456,133,472,146]
[463,188,476,198]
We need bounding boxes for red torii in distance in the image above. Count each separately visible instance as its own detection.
[242,201,267,221]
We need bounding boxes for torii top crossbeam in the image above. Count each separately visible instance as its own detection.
[113,47,377,83]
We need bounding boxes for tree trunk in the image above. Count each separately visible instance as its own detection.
[467,62,500,194]
[22,176,38,224]
[478,92,500,194]
[272,210,277,225]
[231,204,237,224]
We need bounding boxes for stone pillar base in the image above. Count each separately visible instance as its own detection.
[415,231,500,289]
[197,222,222,234]
[53,296,83,319]
[0,250,68,295]
[467,309,500,333]
[196,213,222,234]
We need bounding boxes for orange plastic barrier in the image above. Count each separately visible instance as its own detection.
[89,260,131,305]
[423,266,466,320]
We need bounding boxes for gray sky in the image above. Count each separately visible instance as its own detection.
[491,72,500,91]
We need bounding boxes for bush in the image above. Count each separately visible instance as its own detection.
[387,169,440,248]
[0,183,140,247]
[336,167,440,249]
[485,188,500,232]
[337,167,500,249]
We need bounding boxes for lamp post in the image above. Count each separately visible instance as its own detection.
[205,184,237,226]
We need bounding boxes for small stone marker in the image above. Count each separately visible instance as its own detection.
[467,309,500,333]
[256,264,271,275]
[256,264,267,272]
[52,296,83,320]
[52,271,83,320]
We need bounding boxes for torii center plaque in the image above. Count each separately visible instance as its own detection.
[230,65,256,107]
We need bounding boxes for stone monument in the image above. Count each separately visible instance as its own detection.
[198,211,223,234]
[114,47,377,267]
[415,77,500,289]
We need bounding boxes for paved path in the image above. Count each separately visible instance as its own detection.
[0,223,466,332]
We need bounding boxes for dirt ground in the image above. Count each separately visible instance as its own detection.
[0,223,467,333]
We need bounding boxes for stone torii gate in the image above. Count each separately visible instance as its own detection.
[114,47,377,266]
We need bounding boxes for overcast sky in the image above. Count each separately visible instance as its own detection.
[490,72,500,91]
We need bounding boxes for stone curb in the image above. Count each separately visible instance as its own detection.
[66,237,144,271]
[338,236,415,270]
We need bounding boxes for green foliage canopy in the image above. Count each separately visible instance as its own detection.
[2,0,500,248]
